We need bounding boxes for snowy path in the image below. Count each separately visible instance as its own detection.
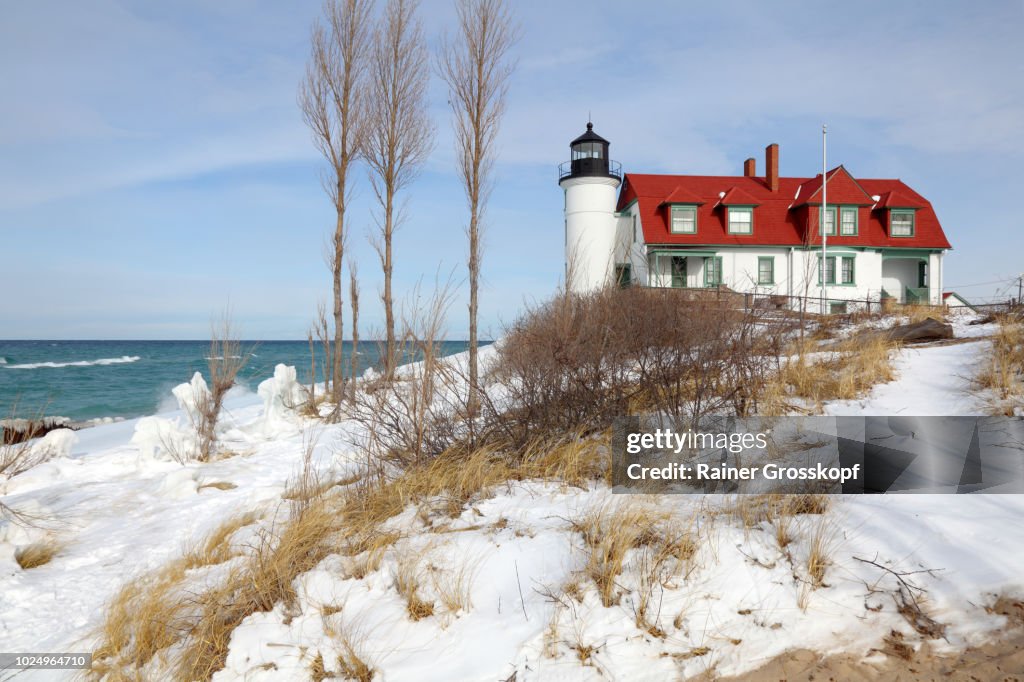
[825,319,993,416]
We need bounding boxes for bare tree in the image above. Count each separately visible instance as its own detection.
[349,259,361,403]
[363,0,434,379]
[197,315,250,461]
[305,327,318,412]
[438,0,518,420]
[299,0,374,405]
[315,300,333,397]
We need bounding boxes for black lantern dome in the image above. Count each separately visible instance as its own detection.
[559,122,621,182]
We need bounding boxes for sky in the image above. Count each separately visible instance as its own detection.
[1,0,1022,339]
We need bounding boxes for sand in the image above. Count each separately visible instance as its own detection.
[708,596,1024,681]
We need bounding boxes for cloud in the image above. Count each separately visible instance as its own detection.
[0,0,315,209]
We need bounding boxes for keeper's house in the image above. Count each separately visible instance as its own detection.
[559,123,951,310]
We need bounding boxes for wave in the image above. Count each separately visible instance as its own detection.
[4,355,141,370]
[0,357,6,364]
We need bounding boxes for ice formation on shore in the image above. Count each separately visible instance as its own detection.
[257,364,304,435]
[131,372,212,461]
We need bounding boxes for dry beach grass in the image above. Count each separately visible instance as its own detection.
[83,290,1014,681]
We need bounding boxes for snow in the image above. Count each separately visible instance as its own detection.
[256,363,304,435]
[824,340,988,415]
[1,321,1022,680]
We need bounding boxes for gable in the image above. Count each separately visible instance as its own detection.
[793,166,874,207]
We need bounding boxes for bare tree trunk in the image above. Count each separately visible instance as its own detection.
[199,314,249,461]
[438,0,518,427]
[349,260,360,403]
[307,328,317,412]
[383,197,394,375]
[364,0,433,380]
[299,0,373,409]
[316,301,332,397]
[332,215,345,404]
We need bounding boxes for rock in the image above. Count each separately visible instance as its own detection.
[835,318,954,349]
[884,318,954,344]
[1,417,74,445]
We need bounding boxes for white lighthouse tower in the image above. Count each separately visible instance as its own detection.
[559,122,622,293]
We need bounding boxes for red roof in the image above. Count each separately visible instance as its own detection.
[875,189,926,209]
[617,170,951,249]
[718,186,760,206]
[659,185,705,206]
[793,166,874,207]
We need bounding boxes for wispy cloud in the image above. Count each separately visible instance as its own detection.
[1,0,1021,336]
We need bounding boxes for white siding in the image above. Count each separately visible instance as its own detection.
[640,247,922,307]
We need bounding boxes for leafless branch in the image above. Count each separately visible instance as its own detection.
[437,0,518,429]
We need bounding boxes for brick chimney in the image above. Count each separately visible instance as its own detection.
[743,158,756,177]
[765,143,779,192]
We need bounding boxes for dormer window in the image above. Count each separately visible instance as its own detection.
[890,209,915,237]
[728,206,753,234]
[670,205,697,234]
[840,207,858,235]
[819,207,836,236]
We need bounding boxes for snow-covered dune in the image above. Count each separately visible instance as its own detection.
[1,327,1022,681]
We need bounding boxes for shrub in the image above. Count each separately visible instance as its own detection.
[977,316,1024,414]
[486,287,783,449]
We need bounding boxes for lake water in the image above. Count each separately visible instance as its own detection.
[0,339,476,422]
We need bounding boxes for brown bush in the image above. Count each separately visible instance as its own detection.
[346,279,467,467]
[977,316,1024,414]
[761,335,896,414]
[485,287,784,448]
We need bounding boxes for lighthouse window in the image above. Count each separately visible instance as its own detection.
[670,206,697,234]
[572,142,603,160]
[728,207,753,234]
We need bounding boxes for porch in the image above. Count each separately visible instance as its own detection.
[880,252,933,304]
[646,251,722,289]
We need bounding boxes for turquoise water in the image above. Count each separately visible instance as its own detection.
[0,340,475,422]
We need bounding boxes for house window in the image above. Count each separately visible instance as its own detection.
[728,207,753,234]
[840,207,858,235]
[615,264,632,289]
[757,257,774,285]
[891,210,915,237]
[918,261,928,288]
[670,256,687,288]
[818,255,836,284]
[670,206,697,234]
[819,207,836,236]
[632,215,638,243]
[704,256,723,287]
[840,256,855,284]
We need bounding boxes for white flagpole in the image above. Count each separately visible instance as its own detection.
[821,124,828,314]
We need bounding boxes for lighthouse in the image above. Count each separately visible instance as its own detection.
[558,122,622,293]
